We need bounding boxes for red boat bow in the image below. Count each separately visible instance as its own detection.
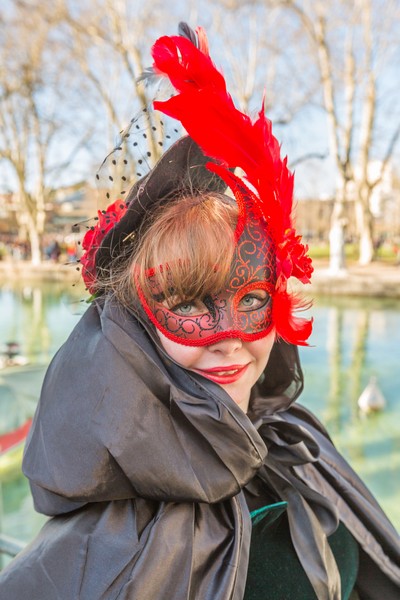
[0,419,32,454]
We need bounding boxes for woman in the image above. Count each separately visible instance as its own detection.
[1,23,399,600]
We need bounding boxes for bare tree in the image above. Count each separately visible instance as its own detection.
[0,1,91,264]
[0,0,180,262]
[209,1,320,123]
[59,0,182,208]
[5,0,397,271]
[64,0,322,205]
[277,0,400,267]
[219,0,400,266]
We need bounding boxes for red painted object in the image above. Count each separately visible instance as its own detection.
[0,419,32,454]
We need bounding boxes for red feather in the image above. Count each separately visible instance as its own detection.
[272,289,313,346]
[150,27,314,345]
[152,38,293,243]
[152,35,226,94]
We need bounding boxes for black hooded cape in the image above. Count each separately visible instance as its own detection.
[0,297,399,599]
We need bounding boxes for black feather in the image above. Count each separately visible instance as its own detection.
[178,22,198,48]
[137,66,160,85]
[138,23,198,85]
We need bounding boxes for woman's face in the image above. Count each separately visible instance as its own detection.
[157,325,275,413]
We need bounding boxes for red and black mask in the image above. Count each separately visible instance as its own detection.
[136,198,277,346]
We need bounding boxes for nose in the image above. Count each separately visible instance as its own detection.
[206,336,242,355]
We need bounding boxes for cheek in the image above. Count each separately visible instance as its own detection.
[157,331,203,368]
[251,330,276,366]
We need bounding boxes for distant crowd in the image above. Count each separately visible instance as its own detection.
[1,232,399,265]
[0,233,81,264]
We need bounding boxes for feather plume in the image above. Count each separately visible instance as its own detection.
[177,22,198,46]
[150,24,313,345]
[272,290,313,346]
[152,38,293,240]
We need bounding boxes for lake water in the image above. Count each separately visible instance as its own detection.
[0,280,399,562]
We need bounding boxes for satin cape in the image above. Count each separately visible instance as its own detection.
[0,297,399,599]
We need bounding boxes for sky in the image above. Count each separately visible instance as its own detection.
[1,0,399,206]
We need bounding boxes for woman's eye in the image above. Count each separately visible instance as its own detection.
[173,302,197,316]
[165,298,208,317]
[239,291,269,311]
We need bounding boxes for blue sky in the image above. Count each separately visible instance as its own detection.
[1,0,399,205]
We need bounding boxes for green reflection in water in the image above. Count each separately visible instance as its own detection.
[0,279,84,551]
[299,295,400,531]
[0,280,85,367]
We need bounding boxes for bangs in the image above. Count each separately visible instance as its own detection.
[133,194,238,305]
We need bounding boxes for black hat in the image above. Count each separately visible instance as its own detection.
[95,136,228,272]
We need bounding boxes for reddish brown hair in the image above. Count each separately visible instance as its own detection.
[104,193,238,308]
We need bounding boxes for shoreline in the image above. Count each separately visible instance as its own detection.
[0,259,400,298]
[295,260,400,299]
[0,260,80,283]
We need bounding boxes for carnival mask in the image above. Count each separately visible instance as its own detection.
[136,201,277,346]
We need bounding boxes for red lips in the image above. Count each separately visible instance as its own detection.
[193,364,249,384]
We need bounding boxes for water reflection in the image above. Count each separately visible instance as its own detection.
[299,295,400,529]
[325,307,344,429]
[0,280,84,560]
[0,284,399,549]
[0,281,84,368]
[323,305,371,431]
[0,281,84,433]
[349,310,370,420]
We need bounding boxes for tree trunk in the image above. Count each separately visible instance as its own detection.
[358,211,374,265]
[329,185,347,273]
[355,185,374,265]
[29,228,42,266]
[329,220,346,272]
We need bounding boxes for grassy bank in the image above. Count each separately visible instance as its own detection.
[308,243,398,264]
